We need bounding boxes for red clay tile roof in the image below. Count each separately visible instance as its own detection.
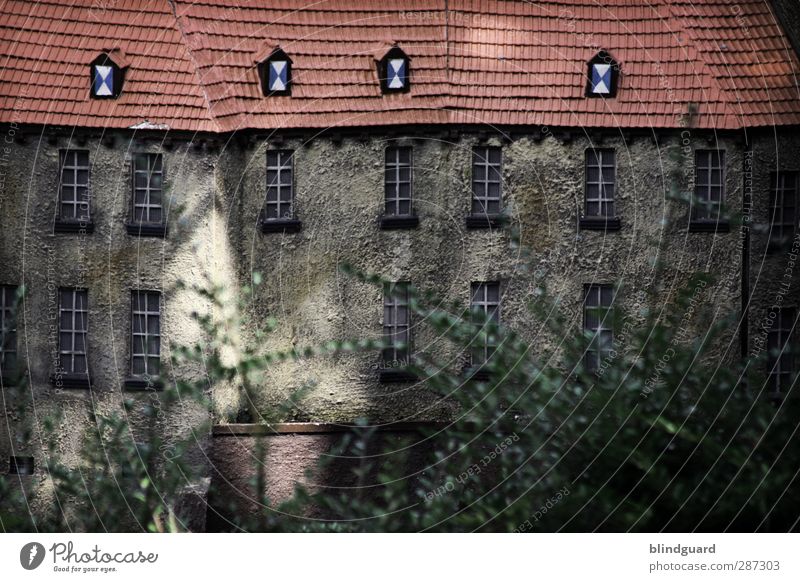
[1,0,799,132]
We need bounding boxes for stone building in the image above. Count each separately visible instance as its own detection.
[0,0,798,529]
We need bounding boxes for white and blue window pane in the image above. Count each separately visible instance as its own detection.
[590,63,612,94]
[387,58,407,90]
[268,60,289,92]
[93,64,114,96]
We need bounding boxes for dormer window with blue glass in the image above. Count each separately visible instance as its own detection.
[378,46,410,94]
[258,47,292,96]
[586,51,620,98]
[90,51,127,99]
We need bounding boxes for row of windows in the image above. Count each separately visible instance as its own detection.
[89,47,620,100]
[380,283,796,392]
[0,286,161,389]
[0,283,794,392]
[54,147,798,241]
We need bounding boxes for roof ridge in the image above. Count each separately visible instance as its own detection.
[166,0,220,132]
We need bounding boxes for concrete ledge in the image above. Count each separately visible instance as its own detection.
[212,421,448,436]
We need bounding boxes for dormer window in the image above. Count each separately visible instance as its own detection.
[586,51,620,97]
[257,47,292,96]
[377,46,409,93]
[90,50,127,99]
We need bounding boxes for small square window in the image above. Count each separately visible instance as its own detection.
[89,51,126,99]
[378,46,410,93]
[586,51,620,97]
[268,60,289,92]
[8,456,34,475]
[93,64,115,97]
[258,48,292,96]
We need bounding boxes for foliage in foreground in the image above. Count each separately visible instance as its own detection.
[2,263,798,532]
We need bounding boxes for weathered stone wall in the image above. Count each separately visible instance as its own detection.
[218,130,745,422]
[3,123,796,528]
[0,129,219,524]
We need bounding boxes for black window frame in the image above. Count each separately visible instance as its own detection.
[261,149,302,233]
[585,50,620,98]
[0,284,19,382]
[583,284,614,372]
[127,153,167,237]
[467,146,504,229]
[690,149,729,232]
[89,52,125,99]
[258,48,292,97]
[54,287,90,388]
[768,171,798,251]
[125,290,163,390]
[378,46,410,94]
[469,281,501,375]
[767,306,796,396]
[380,146,419,229]
[380,282,416,382]
[580,148,620,231]
[55,149,94,233]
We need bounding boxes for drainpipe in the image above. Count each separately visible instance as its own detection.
[741,132,753,362]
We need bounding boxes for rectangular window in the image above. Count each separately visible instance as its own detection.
[383,282,410,365]
[585,148,616,217]
[471,147,502,215]
[132,154,164,224]
[0,285,18,378]
[131,291,161,377]
[693,150,724,221]
[584,284,614,372]
[470,282,500,366]
[384,147,413,216]
[769,171,798,247]
[768,307,795,394]
[265,150,294,220]
[59,150,90,221]
[58,288,88,375]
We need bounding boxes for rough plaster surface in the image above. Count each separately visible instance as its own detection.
[1,125,796,528]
